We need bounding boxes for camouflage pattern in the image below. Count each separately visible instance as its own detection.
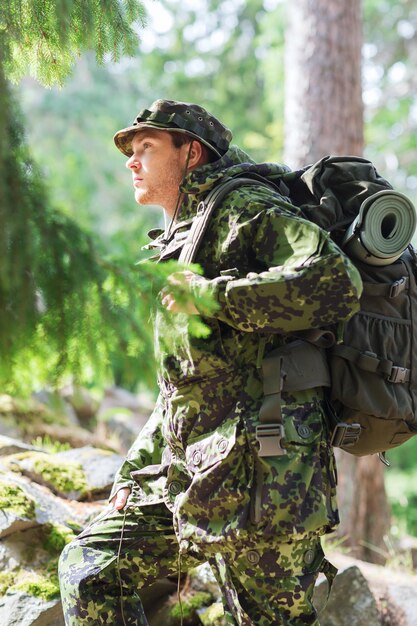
[59,143,362,624]
[114,99,233,158]
[59,483,325,625]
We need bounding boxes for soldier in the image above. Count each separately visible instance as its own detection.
[59,100,362,625]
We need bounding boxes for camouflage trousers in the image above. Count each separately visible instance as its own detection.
[59,486,332,626]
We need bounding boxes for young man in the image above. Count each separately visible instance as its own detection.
[59,100,362,625]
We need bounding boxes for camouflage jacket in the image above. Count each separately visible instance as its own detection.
[110,146,363,552]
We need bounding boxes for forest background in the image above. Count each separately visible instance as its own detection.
[2,0,417,554]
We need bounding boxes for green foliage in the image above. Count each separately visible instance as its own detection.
[14,572,60,600]
[385,438,417,536]
[386,468,417,536]
[136,0,286,162]
[1,62,210,392]
[0,483,36,519]
[363,0,417,193]
[170,591,213,622]
[199,602,226,626]
[31,435,72,453]
[0,572,18,596]
[43,523,76,553]
[0,0,146,85]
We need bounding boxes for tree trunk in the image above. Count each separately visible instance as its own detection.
[284,0,364,167]
[284,0,390,564]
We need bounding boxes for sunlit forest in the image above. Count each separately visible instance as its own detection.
[1,0,417,622]
[15,0,417,532]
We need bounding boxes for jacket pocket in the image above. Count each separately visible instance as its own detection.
[130,463,168,506]
[178,416,254,542]
[251,402,335,538]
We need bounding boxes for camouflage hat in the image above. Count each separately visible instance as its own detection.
[113,99,232,158]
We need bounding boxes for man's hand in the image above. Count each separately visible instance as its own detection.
[111,487,131,511]
[161,270,199,315]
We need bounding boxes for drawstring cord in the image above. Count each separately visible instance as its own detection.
[164,143,194,241]
[177,551,184,626]
[117,506,129,626]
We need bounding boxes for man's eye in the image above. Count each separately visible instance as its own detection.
[143,142,151,149]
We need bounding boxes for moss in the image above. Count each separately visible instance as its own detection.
[13,572,60,600]
[31,435,72,453]
[7,451,88,494]
[0,571,18,596]
[0,483,36,519]
[43,523,75,553]
[32,455,87,493]
[199,602,226,626]
[1,560,60,600]
[170,591,213,622]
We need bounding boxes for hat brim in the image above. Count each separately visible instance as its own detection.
[113,122,222,158]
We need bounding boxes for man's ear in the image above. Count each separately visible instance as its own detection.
[185,140,207,170]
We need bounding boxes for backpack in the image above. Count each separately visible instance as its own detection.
[179,156,417,459]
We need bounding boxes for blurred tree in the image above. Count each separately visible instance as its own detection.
[284,0,390,564]
[0,1,213,394]
[363,0,417,193]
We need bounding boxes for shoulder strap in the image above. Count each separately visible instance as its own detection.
[179,175,278,264]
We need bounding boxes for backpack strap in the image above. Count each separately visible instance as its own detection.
[332,344,410,383]
[179,175,278,265]
[361,276,408,298]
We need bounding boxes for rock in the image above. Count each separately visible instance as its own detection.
[319,554,417,626]
[7,446,122,501]
[0,435,43,456]
[98,386,153,416]
[33,422,116,451]
[60,384,99,423]
[104,412,148,453]
[55,446,123,499]
[0,473,86,538]
[96,387,152,453]
[0,514,38,540]
[0,478,38,539]
[0,415,22,439]
[198,602,227,626]
[0,593,64,626]
[32,390,80,427]
[314,564,380,626]
[189,562,222,598]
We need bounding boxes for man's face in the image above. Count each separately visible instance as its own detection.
[126,129,188,216]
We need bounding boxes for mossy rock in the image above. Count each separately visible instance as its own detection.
[0,522,75,600]
[199,602,227,626]
[0,482,36,520]
[0,570,60,601]
[169,591,213,625]
[6,451,88,499]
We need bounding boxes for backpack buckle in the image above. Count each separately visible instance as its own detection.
[389,277,408,299]
[331,423,361,448]
[256,424,287,457]
[388,366,409,383]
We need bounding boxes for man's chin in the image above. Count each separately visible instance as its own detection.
[134,190,149,205]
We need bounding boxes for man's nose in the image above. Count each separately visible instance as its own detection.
[126,155,140,170]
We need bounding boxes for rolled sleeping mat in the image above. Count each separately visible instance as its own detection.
[342,190,417,266]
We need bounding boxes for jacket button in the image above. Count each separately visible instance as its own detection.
[218,439,228,453]
[304,549,315,565]
[246,550,260,565]
[192,450,202,466]
[168,481,182,496]
[298,425,312,439]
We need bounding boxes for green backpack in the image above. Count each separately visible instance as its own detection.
[179,156,417,459]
